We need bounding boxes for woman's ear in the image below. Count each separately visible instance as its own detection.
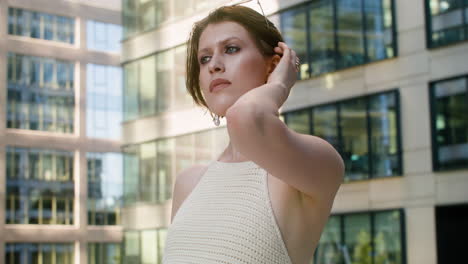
[267,54,281,74]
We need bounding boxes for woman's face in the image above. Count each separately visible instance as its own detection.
[198,21,270,117]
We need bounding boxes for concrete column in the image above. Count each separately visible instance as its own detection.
[405,207,438,264]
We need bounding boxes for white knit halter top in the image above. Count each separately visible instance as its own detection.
[162,160,293,264]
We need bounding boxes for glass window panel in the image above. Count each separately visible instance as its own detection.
[309,0,336,76]
[365,0,394,61]
[194,131,213,165]
[124,146,140,205]
[344,213,372,264]
[336,0,365,68]
[313,104,340,150]
[21,10,32,37]
[173,45,193,109]
[43,14,55,41]
[287,109,310,134]
[281,8,309,79]
[31,12,40,39]
[158,229,168,261]
[140,142,157,202]
[315,216,344,264]
[15,9,24,36]
[433,77,468,170]
[8,8,15,35]
[340,98,369,181]
[124,62,139,120]
[123,0,138,37]
[155,0,170,25]
[124,231,140,263]
[429,0,466,47]
[369,92,400,177]
[140,0,156,31]
[141,230,158,264]
[175,134,194,175]
[140,56,156,116]
[374,211,403,264]
[157,140,174,202]
[156,50,173,112]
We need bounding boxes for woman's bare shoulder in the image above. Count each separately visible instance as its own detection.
[170,163,210,222]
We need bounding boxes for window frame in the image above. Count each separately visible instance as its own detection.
[429,74,468,171]
[283,89,403,182]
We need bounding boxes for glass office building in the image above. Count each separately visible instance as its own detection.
[120,0,468,263]
[0,0,123,263]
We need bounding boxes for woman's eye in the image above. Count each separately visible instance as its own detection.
[200,56,210,64]
[226,46,240,54]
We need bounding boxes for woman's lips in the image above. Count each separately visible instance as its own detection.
[210,78,231,93]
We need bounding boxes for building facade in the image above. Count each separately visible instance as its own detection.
[0,0,124,263]
[121,0,468,263]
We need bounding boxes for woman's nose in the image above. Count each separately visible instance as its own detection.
[208,56,225,73]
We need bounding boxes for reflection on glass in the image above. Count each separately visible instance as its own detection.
[87,64,123,140]
[309,0,336,75]
[87,152,123,225]
[8,8,74,44]
[124,62,139,121]
[195,130,213,164]
[340,99,369,181]
[313,104,340,151]
[315,216,344,264]
[140,142,157,202]
[365,0,394,61]
[140,56,157,116]
[6,243,74,264]
[370,92,400,177]
[123,145,139,205]
[281,8,309,79]
[156,50,173,113]
[287,109,310,134]
[337,0,365,68]
[432,77,468,170]
[88,243,122,264]
[124,231,140,263]
[344,213,372,264]
[141,230,158,263]
[157,140,174,202]
[87,20,122,53]
[173,45,193,109]
[429,0,467,47]
[6,147,74,225]
[374,211,402,264]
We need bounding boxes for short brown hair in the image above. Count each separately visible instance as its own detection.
[185,5,284,109]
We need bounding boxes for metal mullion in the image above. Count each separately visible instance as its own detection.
[395,90,403,175]
[333,0,339,70]
[305,3,312,78]
[309,107,314,135]
[366,96,373,180]
[361,0,368,63]
[424,0,433,48]
[336,103,343,163]
[390,0,398,55]
[340,215,345,264]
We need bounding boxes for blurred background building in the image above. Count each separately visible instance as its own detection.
[0,0,124,263]
[1,0,467,264]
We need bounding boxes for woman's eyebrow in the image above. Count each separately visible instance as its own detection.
[198,37,243,54]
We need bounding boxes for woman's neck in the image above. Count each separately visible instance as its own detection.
[217,141,249,162]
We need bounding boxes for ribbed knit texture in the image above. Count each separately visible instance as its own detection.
[162,160,293,264]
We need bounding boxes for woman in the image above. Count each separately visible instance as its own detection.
[163,5,344,264]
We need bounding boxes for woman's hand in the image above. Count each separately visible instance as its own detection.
[266,42,298,106]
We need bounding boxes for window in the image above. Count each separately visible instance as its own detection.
[87,20,122,53]
[123,128,229,205]
[6,147,74,225]
[314,210,405,264]
[87,153,123,225]
[123,0,223,38]
[430,75,468,170]
[8,7,74,44]
[6,243,74,264]
[88,243,122,264]
[123,45,193,121]
[425,0,468,48]
[280,0,396,78]
[87,64,123,140]
[123,229,167,264]
[284,90,402,182]
[436,204,468,263]
[7,53,75,133]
